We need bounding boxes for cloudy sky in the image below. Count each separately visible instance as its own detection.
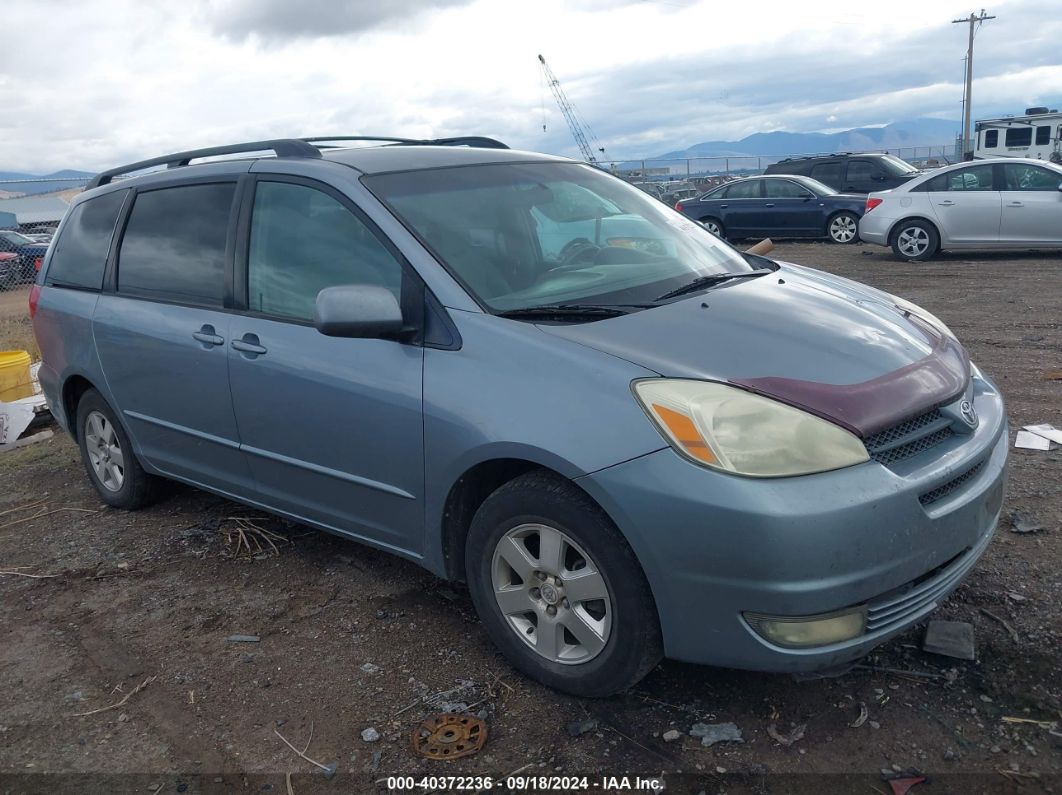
[2,0,1061,173]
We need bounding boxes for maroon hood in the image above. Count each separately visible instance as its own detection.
[540,264,970,438]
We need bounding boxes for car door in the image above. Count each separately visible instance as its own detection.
[999,162,1062,244]
[227,176,425,554]
[762,178,821,236]
[715,179,765,235]
[922,165,1002,245]
[93,180,254,495]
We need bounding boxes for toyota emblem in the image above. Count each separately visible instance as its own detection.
[959,399,977,426]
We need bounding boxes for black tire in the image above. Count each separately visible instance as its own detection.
[699,217,725,239]
[826,211,860,244]
[890,219,940,262]
[465,471,662,697]
[75,389,158,509]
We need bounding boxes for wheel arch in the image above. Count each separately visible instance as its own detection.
[887,215,941,246]
[61,374,98,442]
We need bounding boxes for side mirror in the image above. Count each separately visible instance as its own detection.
[314,284,404,338]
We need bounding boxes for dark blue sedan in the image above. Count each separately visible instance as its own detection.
[675,175,867,244]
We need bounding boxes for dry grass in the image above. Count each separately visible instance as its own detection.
[0,288,37,360]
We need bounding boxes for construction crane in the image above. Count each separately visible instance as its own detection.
[538,54,606,163]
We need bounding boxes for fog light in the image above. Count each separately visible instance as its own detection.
[745,607,867,649]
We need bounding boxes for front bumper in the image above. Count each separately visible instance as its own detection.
[577,373,1007,671]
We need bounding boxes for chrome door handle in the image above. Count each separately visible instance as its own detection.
[192,325,224,347]
[719,204,729,209]
[232,335,267,356]
[938,200,955,206]
[765,203,775,208]
[1007,201,1024,207]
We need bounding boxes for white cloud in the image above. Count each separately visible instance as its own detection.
[0,0,1059,173]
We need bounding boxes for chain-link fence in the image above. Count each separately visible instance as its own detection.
[600,143,960,186]
[0,175,90,289]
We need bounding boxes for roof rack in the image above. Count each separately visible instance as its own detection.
[775,151,859,163]
[86,139,322,189]
[300,135,509,150]
[86,135,511,190]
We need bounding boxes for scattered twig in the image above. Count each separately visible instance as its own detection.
[223,516,290,558]
[0,499,47,518]
[980,608,1020,643]
[0,507,98,533]
[301,720,314,755]
[72,675,156,717]
[274,726,331,773]
[998,768,1039,781]
[1002,716,1058,730]
[853,664,944,680]
[0,569,60,579]
[285,771,295,795]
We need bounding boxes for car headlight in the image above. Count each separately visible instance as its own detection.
[633,379,869,477]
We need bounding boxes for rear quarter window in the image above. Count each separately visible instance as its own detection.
[45,190,128,290]
[117,183,236,306]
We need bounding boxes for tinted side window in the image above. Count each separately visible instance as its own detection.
[1005,127,1033,147]
[247,181,404,322]
[984,129,998,148]
[45,190,127,290]
[845,160,881,188]
[1004,163,1061,191]
[765,179,812,198]
[118,184,235,306]
[725,181,760,199]
[809,163,842,186]
[922,165,995,192]
[1036,126,1051,146]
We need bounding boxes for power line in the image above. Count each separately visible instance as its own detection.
[952,9,996,158]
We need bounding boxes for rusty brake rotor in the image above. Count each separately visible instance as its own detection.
[411,713,487,761]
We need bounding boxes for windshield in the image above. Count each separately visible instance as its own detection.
[365,162,751,312]
[880,154,919,175]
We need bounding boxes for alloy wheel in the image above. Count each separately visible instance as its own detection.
[703,220,722,237]
[491,523,612,665]
[84,410,125,492]
[896,226,930,258]
[829,214,857,243]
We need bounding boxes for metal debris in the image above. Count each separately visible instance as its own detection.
[923,620,975,660]
[767,722,806,747]
[411,713,486,761]
[689,722,743,747]
[225,634,260,643]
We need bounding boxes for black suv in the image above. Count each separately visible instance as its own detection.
[764,152,921,194]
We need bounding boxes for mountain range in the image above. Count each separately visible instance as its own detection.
[0,169,94,197]
[620,118,960,167]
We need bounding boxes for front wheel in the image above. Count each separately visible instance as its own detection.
[465,471,662,696]
[891,220,940,261]
[827,212,860,244]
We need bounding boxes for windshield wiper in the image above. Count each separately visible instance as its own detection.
[497,303,647,320]
[654,270,771,302]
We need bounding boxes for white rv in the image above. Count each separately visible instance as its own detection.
[974,107,1062,162]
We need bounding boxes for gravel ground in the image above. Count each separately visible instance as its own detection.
[0,243,1059,794]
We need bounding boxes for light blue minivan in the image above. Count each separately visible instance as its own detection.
[31,138,1007,695]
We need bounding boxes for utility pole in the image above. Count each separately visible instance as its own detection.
[953,9,995,158]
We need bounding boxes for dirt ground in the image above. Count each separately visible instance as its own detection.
[1,243,1060,794]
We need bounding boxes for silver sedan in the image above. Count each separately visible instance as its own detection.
[858,157,1062,260]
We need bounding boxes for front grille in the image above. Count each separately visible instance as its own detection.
[865,409,954,466]
[919,460,986,506]
[865,529,991,633]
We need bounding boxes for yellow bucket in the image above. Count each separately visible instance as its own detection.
[0,350,33,402]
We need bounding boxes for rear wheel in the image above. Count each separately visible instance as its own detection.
[465,471,662,696]
[700,218,725,238]
[827,212,860,244]
[891,220,939,261]
[76,389,158,509]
